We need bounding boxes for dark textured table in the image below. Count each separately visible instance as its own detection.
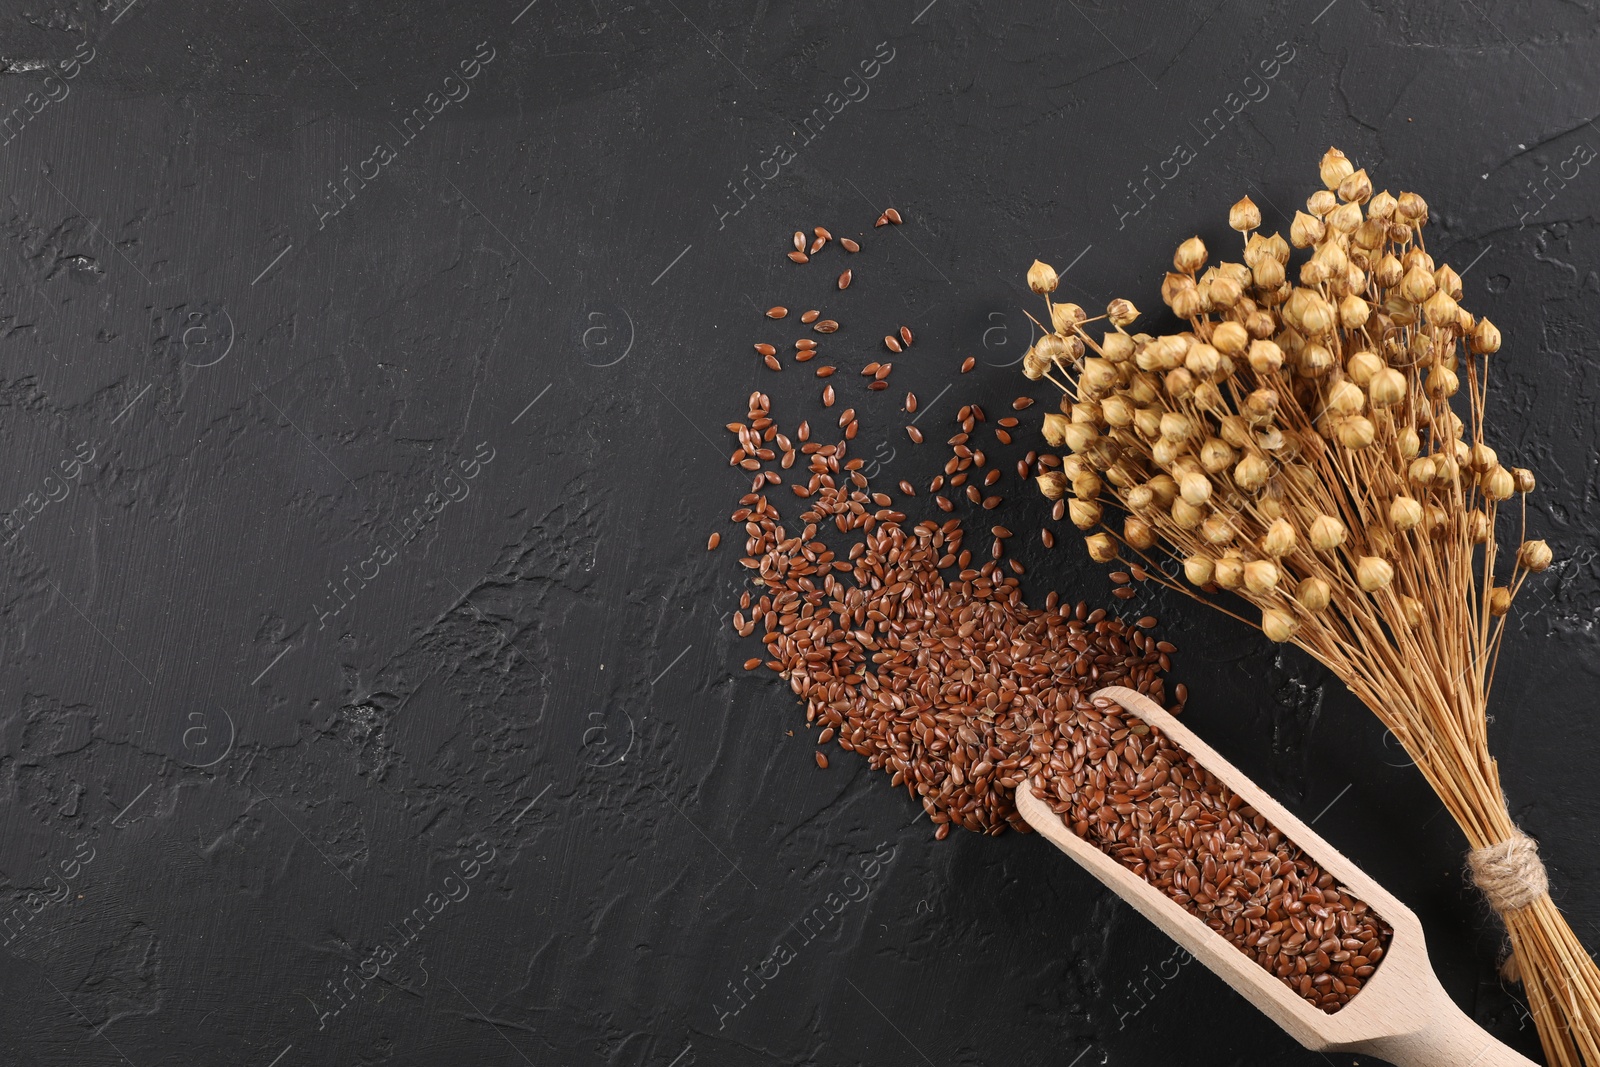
[0,3,1593,1065]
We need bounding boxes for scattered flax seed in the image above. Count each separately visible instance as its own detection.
[795,339,817,349]
[875,213,889,227]
[862,362,881,376]
[985,470,1001,486]
[817,366,836,378]
[814,320,839,334]
[992,525,1012,538]
[743,657,761,670]
[966,485,982,503]
[884,335,903,354]
[793,230,805,252]
[874,364,892,380]
[840,238,860,252]
[844,420,858,439]
[754,343,776,356]
[810,236,825,254]
[801,309,821,324]
[982,495,1002,509]
[996,429,1013,445]
[814,226,832,240]
[961,357,976,373]
[788,251,809,264]
[708,532,722,550]
[816,751,829,769]
[765,354,782,371]
[1012,397,1035,410]
[1041,529,1056,548]
[838,269,853,290]
[885,207,903,224]
[899,480,916,496]
[905,393,918,413]
[823,385,836,406]
[935,494,953,511]
[869,381,888,391]
[766,306,788,319]
[900,326,914,346]
[838,407,856,428]
[907,426,924,443]
[795,350,816,363]
[1052,498,1066,522]
[998,416,1019,428]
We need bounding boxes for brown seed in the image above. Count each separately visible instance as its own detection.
[743,657,761,670]
[992,525,1012,538]
[966,485,982,503]
[995,429,1013,445]
[899,480,916,496]
[816,366,836,377]
[823,385,836,406]
[885,207,903,224]
[881,336,901,355]
[1052,498,1066,521]
[793,230,805,252]
[838,269,853,290]
[815,751,829,769]
[708,532,721,550]
[795,350,816,363]
[754,343,776,356]
[766,306,788,319]
[1041,528,1055,548]
[1013,397,1035,410]
[900,326,914,346]
[810,236,825,254]
[874,364,892,380]
[765,354,781,371]
[907,425,924,443]
[801,309,821,323]
[985,469,1001,486]
[961,357,976,373]
[868,381,888,391]
[982,495,1002,509]
[795,338,817,350]
[815,226,832,240]
[905,393,918,413]
[838,408,856,428]
[840,238,860,252]
[874,213,888,227]
[788,251,809,264]
[935,494,953,511]
[814,320,839,333]
[862,362,880,376]
[844,419,858,439]
[998,417,1019,428]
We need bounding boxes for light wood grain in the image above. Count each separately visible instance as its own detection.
[1015,684,1537,1067]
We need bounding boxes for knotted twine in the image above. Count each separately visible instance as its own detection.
[1468,830,1550,983]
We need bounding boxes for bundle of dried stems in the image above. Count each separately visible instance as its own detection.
[1020,147,1595,1066]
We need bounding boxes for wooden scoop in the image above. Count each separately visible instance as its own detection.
[1015,684,1537,1067]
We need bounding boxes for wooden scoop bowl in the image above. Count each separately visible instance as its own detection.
[1015,684,1537,1067]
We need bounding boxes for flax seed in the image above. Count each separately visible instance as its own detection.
[801,309,820,324]
[793,230,805,252]
[907,426,924,443]
[795,350,816,363]
[796,338,817,350]
[875,364,892,380]
[875,213,888,227]
[961,357,976,373]
[766,306,788,319]
[814,320,839,334]
[765,354,781,371]
[1013,397,1035,410]
[816,751,829,769]
[754,343,776,356]
[838,269,852,290]
[885,207,903,224]
[884,335,903,353]
[823,385,835,406]
[810,236,825,254]
[840,237,860,252]
[900,326,914,346]
[788,251,809,264]
[1041,529,1055,548]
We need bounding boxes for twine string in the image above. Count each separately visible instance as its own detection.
[1468,831,1550,914]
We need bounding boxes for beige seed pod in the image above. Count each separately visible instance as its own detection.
[1071,470,1103,500]
[1297,576,1332,612]
[1320,147,1355,189]
[1125,484,1155,512]
[1468,442,1498,472]
[1262,517,1297,557]
[1307,188,1339,217]
[1339,293,1371,329]
[1390,495,1424,530]
[1356,556,1394,592]
[1513,467,1536,493]
[1244,559,1280,594]
[1434,264,1463,300]
[1400,264,1436,304]
[1179,470,1214,506]
[1028,259,1059,294]
[1368,189,1398,219]
[1482,464,1515,501]
[1151,435,1184,467]
[1229,195,1262,232]
[1336,415,1376,449]
[1101,332,1135,362]
[1252,255,1287,290]
[1085,533,1118,562]
[1433,455,1460,487]
[1326,379,1365,415]
[1289,210,1326,248]
[1244,388,1280,422]
[1299,295,1336,335]
[1466,509,1490,544]
[1068,498,1102,529]
[1213,555,1245,590]
[1210,320,1249,356]
[1133,407,1163,438]
[1471,317,1502,355]
[1041,413,1069,447]
[1201,514,1234,545]
[1489,586,1512,616]
[1174,235,1207,273]
[1183,553,1216,586]
[1101,395,1135,426]
[1518,539,1553,572]
[1247,338,1285,373]
[1328,201,1362,234]
[1035,471,1068,500]
[1124,515,1157,550]
[1346,350,1383,386]
[1107,298,1140,326]
[1233,453,1270,492]
[1399,596,1424,628]
[1396,190,1429,222]
[1338,167,1372,203]
[1398,426,1421,459]
[1422,289,1459,326]
[1148,474,1180,506]
[1160,411,1197,440]
[1426,363,1459,398]
[1170,497,1206,529]
[1062,423,1099,453]
[1261,608,1298,643]
[1310,514,1346,550]
[1022,346,1049,380]
[1199,437,1237,473]
[1368,367,1406,407]
[1080,358,1119,396]
[1300,344,1336,376]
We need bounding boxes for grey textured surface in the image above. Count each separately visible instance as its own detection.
[0,1,1593,1064]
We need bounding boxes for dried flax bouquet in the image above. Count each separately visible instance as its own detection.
[1020,148,1598,1066]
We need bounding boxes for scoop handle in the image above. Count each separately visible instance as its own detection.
[1353,995,1539,1067]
